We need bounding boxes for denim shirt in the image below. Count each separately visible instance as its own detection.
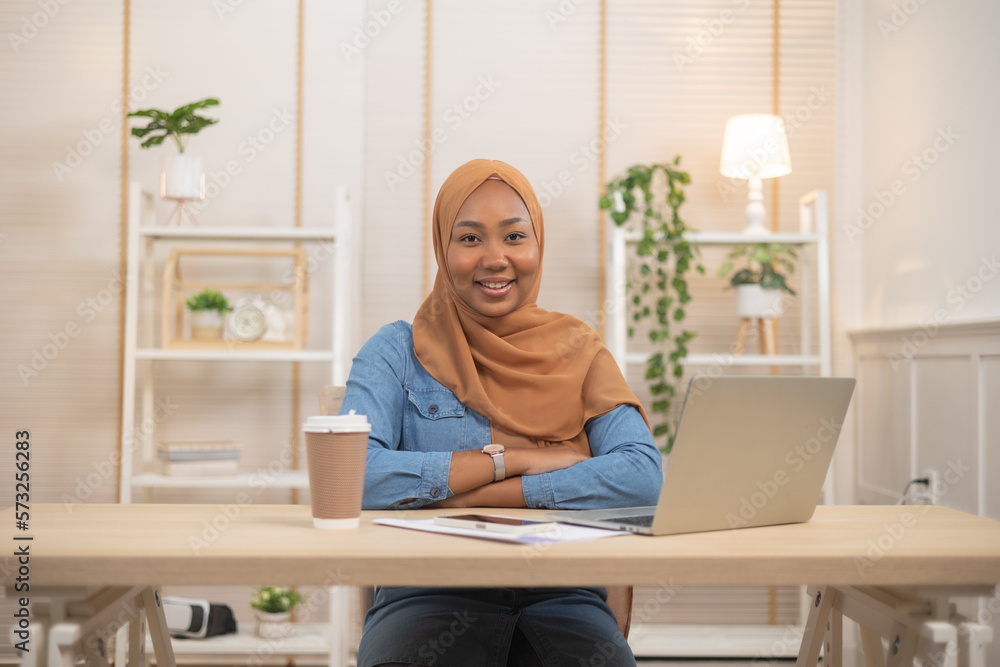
[341,321,663,511]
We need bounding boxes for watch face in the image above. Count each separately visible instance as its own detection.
[483,444,504,454]
[231,304,267,341]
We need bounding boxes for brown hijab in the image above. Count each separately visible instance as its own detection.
[412,158,650,454]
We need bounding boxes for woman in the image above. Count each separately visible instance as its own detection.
[342,159,662,667]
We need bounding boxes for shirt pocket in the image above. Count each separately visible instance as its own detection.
[402,387,467,451]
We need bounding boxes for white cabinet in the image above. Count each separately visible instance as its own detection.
[118,183,355,665]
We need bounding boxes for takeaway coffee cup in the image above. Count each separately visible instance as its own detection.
[303,411,371,529]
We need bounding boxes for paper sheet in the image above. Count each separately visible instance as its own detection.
[372,517,628,544]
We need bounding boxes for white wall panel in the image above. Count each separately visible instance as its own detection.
[982,356,1000,521]
[852,321,1000,513]
[913,356,977,514]
[856,357,910,501]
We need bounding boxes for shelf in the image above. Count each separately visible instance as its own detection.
[136,348,335,362]
[131,470,309,489]
[620,229,820,245]
[139,225,337,242]
[146,622,330,657]
[624,353,823,367]
[629,623,804,658]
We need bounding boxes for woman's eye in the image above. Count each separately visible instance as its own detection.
[506,232,525,242]
[459,234,479,243]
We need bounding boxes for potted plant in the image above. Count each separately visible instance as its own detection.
[600,159,703,452]
[717,243,797,318]
[186,289,231,341]
[250,586,306,639]
[128,98,220,201]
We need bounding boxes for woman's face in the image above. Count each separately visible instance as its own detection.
[446,179,540,318]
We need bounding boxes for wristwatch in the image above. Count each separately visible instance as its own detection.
[482,444,506,482]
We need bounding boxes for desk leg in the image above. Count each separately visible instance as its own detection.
[24,586,175,667]
[796,586,836,666]
[859,626,886,666]
[797,586,996,667]
[141,586,175,667]
[826,605,843,667]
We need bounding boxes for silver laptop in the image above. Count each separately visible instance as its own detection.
[547,375,855,535]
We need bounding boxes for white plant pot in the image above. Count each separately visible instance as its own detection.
[255,611,292,639]
[735,284,785,319]
[161,154,205,201]
[190,310,224,340]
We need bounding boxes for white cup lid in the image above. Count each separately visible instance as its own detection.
[304,411,371,433]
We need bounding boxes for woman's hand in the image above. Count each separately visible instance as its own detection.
[505,445,589,477]
[445,444,588,499]
[430,477,526,509]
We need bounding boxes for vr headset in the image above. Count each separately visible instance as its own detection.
[162,597,237,639]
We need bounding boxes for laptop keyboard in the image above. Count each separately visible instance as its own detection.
[610,514,655,527]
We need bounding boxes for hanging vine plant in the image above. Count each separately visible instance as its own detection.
[599,158,703,451]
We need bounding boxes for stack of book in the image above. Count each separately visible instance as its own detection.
[157,441,241,476]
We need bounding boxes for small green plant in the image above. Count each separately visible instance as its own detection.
[250,586,306,614]
[718,243,798,295]
[185,289,231,313]
[128,98,220,153]
[600,158,704,452]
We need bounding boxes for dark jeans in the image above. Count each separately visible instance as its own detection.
[357,586,635,667]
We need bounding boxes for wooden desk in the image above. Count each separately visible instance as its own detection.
[4,503,1000,666]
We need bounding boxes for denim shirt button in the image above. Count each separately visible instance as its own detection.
[430,487,441,498]
[428,404,438,414]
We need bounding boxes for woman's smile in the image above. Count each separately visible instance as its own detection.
[447,179,539,318]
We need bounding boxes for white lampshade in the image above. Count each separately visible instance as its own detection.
[719,114,792,180]
[720,114,792,234]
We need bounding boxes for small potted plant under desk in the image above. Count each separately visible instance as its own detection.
[186,289,231,341]
[250,586,306,639]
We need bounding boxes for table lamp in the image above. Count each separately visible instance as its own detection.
[719,114,792,234]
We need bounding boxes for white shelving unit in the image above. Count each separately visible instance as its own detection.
[118,183,355,665]
[607,190,831,378]
[607,190,831,660]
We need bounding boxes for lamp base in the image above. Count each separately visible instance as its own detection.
[742,176,771,234]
